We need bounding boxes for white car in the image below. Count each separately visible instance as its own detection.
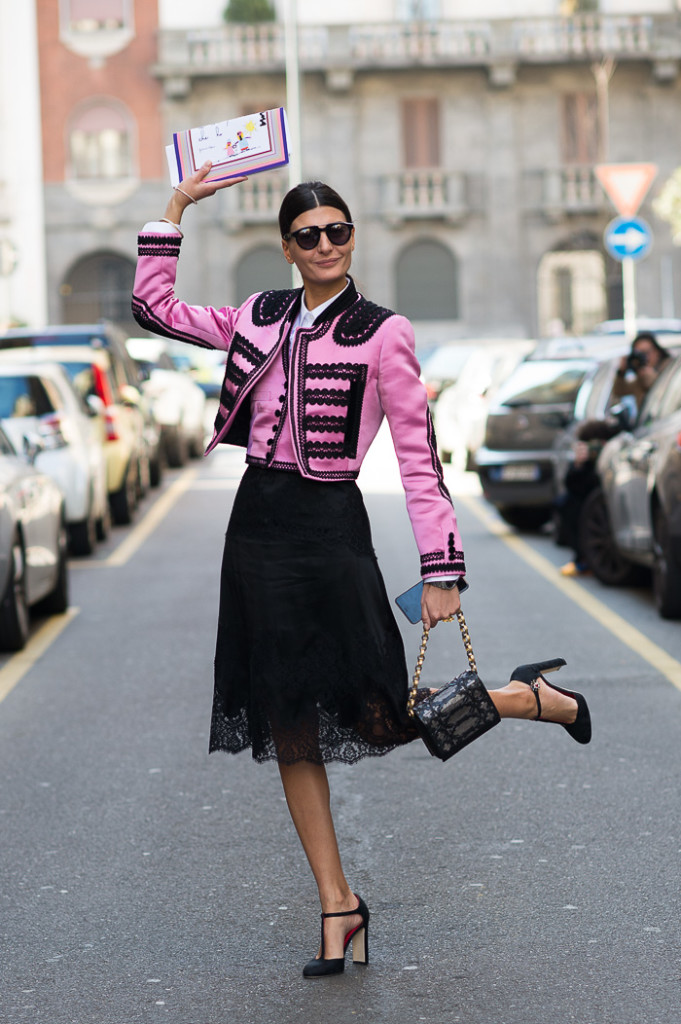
[127,338,207,466]
[0,423,68,650]
[0,358,108,555]
[434,341,535,470]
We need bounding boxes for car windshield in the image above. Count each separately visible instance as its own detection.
[494,360,593,407]
[420,345,476,379]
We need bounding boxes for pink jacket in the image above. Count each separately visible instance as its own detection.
[132,230,465,579]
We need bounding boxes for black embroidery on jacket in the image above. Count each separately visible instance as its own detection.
[137,234,182,258]
[251,289,298,326]
[224,331,269,388]
[131,295,215,350]
[333,300,394,347]
[427,408,451,502]
[305,415,346,433]
[421,551,446,566]
[419,557,466,578]
[301,363,368,462]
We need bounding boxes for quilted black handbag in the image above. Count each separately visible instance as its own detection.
[407,610,500,761]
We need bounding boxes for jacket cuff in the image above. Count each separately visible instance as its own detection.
[137,232,183,258]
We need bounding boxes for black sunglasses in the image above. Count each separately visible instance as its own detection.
[283,221,354,250]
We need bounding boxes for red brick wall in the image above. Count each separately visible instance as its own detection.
[37,0,163,182]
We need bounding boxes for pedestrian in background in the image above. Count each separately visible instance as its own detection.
[558,418,622,577]
[132,162,590,978]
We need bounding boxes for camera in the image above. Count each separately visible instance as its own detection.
[626,350,648,373]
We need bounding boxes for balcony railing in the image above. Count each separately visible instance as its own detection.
[154,14,681,80]
[378,169,472,224]
[220,170,287,227]
[524,166,608,219]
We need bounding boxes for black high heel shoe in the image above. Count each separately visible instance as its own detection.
[510,659,592,745]
[302,894,370,978]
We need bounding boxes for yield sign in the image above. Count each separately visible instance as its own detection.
[595,163,658,217]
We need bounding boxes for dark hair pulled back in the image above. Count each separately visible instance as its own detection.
[631,331,672,362]
[278,181,352,237]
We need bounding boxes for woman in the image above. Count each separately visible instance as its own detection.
[132,162,590,978]
[613,331,672,404]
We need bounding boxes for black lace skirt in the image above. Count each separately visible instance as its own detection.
[209,465,418,765]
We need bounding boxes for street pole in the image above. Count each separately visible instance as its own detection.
[622,256,637,340]
[284,0,302,287]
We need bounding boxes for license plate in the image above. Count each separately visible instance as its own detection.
[492,463,541,482]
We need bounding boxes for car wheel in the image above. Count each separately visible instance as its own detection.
[579,488,640,586]
[164,427,188,468]
[110,462,138,525]
[68,512,97,557]
[38,519,69,615]
[96,501,112,542]
[188,428,204,460]
[498,506,551,531]
[652,505,681,619]
[0,536,30,651]
[149,448,164,488]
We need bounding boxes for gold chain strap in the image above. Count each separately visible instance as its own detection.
[406,609,477,719]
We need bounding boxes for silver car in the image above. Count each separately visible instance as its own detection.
[583,355,681,618]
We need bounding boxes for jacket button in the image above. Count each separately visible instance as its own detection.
[267,438,273,446]
[279,394,285,402]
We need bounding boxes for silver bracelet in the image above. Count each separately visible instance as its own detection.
[174,185,198,205]
[159,217,184,238]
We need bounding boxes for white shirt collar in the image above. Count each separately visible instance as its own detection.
[294,278,350,331]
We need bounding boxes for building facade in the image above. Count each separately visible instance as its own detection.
[34,1,681,345]
[37,0,162,332]
[0,0,46,329]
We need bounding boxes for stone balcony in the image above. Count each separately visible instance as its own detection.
[378,169,475,226]
[219,171,288,229]
[154,14,681,94]
[523,165,610,221]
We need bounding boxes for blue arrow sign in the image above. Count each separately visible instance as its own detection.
[604,216,653,262]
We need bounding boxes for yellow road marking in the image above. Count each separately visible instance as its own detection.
[0,607,80,705]
[71,466,199,570]
[458,493,681,694]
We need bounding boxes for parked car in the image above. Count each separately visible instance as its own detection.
[0,424,68,651]
[475,335,631,529]
[581,354,681,617]
[0,358,108,555]
[126,337,206,467]
[0,323,161,499]
[419,343,477,405]
[0,343,148,525]
[433,340,534,469]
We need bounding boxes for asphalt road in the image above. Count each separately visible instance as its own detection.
[1,430,679,1024]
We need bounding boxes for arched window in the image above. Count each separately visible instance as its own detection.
[395,239,459,320]
[63,0,129,32]
[61,251,137,328]
[59,1,134,59]
[235,245,292,306]
[68,102,135,181]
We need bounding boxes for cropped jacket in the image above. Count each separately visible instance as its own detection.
[132,230,465,580]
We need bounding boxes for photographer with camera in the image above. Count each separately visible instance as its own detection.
[613,331,672,404]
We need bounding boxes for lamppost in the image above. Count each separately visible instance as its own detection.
[283,0,302,286]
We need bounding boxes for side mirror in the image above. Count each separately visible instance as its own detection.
[610,396,637,431]
[22,433,44,464]
[86,394,106,418]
